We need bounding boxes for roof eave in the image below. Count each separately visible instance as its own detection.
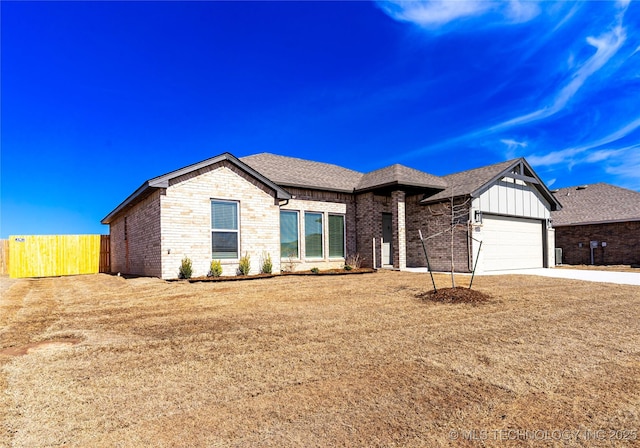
[420,192,472,205]
[355,181,446,194]
[101,181,154,224]
[278,183,356,194]
[554,217,640,227]
[101,152,292,225]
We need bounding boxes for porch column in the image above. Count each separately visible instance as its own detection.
[392,190,406,270]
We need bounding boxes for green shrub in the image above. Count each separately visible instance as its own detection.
[238,253,251,276]
[178,256,193,279]
[208,259,223,277]
[260,252,273,274]
[344,264,353,271]
[310,267,320,274]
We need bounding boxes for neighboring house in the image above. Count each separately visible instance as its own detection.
[551,183,640,266]
[101,152,561,279]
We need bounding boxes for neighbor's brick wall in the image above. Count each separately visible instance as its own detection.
[355,192,393,268]
[280,188,356,271]
[160,162,281,279]
[555,221,640,265]
[109,190,162,277]
[405,195,471,272]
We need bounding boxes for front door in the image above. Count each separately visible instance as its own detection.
[382,213,393,266]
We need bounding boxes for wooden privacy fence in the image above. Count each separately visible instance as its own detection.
[8,235,110,279]
[0,239,9,275]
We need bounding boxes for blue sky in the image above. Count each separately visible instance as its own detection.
[2,1,639,238]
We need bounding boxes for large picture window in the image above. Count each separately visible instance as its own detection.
[328,214,345,258]
[211,200,239,259]
[304,212,323,258]
[280,211,299,258]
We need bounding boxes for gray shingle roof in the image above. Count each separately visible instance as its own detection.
[241,153,364,192]
[102,152,292,224]
[420,158,518,203]
[357,164,447,191]
[242,153,449,193]
[551,183,640,226]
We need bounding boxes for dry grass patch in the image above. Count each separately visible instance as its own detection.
[1,272,639,447]
[557,264,639,273]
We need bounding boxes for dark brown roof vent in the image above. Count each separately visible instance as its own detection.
[576,185,588,190]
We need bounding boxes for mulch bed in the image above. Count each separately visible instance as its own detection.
[169,274,276,283]
[416,287,490,304]
[281,268,376,276]
[169,269,376,282]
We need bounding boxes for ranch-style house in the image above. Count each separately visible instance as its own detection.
[101,152,561,279]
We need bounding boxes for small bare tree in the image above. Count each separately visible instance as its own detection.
[419,180,470,289]
[447,194,471,288]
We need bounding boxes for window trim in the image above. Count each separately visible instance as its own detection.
[328,213,346,259]
[211,199,240,260]
[280,210,300,260]
[304,211,324,260]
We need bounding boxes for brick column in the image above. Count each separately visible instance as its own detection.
[392,190,406,270]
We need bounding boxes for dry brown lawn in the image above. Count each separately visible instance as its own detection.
[1,271,639,447]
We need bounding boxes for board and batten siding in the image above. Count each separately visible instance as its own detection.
[471,178,554,272]
[472,178,551,220]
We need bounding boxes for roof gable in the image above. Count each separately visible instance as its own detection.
[421,158,561,211]
[551,183,640,226]
[101,153,291,224]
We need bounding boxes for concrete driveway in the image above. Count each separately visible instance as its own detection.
[404,267,640,286]
[478,268,640,286]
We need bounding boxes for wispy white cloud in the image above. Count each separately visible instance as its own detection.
[500,138,528,158]
[603,144,640,190]
[376,0,540,29]
[584,148,626,163]
[500,138,527,149]
[528,116,640,166]
[491,25,627,131]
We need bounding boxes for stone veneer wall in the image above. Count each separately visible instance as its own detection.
[405,195,471,272]
[109,189,162,277]
[160,161,281,279]
[555,221,640,265]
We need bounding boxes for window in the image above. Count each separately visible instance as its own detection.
[328,215,345,258]
[211,200,239,259]
[304,212,323,258]
[280,211,299,258]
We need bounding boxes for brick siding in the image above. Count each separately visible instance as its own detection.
[161,161,281,278]
[405,195,471,272]
[280,187,356,271]
[355,192,393,268]
[109,190,162,277]
[555,221,640,265]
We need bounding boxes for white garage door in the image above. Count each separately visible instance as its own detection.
[479,215,543,271]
